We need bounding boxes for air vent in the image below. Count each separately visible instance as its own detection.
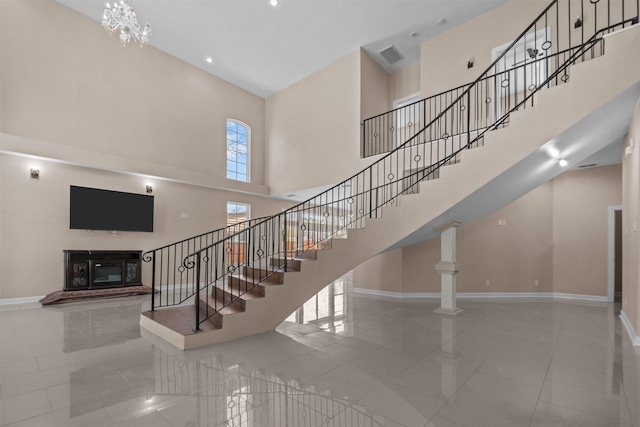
[577,163,598,169]
[378,45,404,65]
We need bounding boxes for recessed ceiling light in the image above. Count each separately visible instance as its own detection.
[437,18,446,25]
[270,0,279,6]
[559,159,568,167]
[205,56,214,64]
[411,31,420,38]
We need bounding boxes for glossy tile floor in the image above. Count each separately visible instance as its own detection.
[1,273,640,427]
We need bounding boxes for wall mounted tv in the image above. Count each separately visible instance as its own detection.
[70,186,154,232]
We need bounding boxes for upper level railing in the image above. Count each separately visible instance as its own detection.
[362,0,639,158]
[147,0,638,331]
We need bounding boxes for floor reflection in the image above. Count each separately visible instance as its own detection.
[43,299,144,352]
[285,274,353,336]
[1,273,639,427]
[151,357,392,427]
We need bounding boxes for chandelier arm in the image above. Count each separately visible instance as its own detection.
[101,1,150,47]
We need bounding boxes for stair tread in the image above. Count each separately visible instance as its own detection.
[199,292,245,315]
[212,283,264,299]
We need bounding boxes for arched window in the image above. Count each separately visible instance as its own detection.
[226,119,250,182]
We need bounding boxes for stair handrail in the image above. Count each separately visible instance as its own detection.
[362,4,640,158]
[167,0,638,331]
[142,215,271,311]
[397,18,639,202]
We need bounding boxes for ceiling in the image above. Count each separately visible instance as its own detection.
[55,0,510,98]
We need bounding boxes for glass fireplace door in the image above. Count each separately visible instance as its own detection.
[92,261,123,287]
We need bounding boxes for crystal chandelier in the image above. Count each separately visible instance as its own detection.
[102,1,151,47]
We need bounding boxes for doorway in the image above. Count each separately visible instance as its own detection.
[392,93,422,150]
[491,27,550,121]
[608,205,623,302]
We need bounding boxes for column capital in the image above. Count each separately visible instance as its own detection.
[436,220,462,233]
[435,261,459,274]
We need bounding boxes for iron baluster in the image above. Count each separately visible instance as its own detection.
[194,253,201,332]
[150,251,156,311]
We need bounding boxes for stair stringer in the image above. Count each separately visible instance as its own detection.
[143,26,640,350]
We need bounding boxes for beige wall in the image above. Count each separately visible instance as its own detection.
[420,0,547,97]
[355,166,621,298]
[399,181,554,294]
[0,0,295,299]
[0,0,267,187]
[553,165,623,295]
[460,180,554,293]
[0,153,292,299]
[265,51,362,196]
[622,97,640,335]
[360,50,390,124]
[390,62,421,103]
[353,248,403,293]
[419,0,633,98]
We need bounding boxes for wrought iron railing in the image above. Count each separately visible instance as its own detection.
[154,353,386,426]
[148,0,638,331]
[142,216,270,311]
[362,0,639,158]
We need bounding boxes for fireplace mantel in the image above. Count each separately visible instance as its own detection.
[63,250,142,291]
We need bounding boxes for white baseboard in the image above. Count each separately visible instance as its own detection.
[352,288,608,302]
[0,296,44,306]
[352,288,440,299]
[620,311,640,346]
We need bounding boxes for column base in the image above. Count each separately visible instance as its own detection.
[434,307,464,316]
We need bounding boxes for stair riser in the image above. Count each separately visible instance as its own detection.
[228,277,266,297]
[242,267,285,284]
[269,257,301,271]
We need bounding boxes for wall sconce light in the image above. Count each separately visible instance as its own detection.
[574,16,583,28]
[30,168,40,179]
[146,185,153,194]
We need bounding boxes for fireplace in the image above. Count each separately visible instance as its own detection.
[64,250,142,291]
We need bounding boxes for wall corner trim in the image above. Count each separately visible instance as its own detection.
[620,311,640,346]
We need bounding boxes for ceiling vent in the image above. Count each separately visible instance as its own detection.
[378,45,404,65]
[577,163,598,169]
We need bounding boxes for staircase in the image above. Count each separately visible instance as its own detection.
[141,0,640,350]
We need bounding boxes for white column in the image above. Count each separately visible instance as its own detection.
[434,220,463,315]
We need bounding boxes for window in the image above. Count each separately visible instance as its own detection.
[226,119,250,182]
[226,202,250,265]
[226,202,250,230]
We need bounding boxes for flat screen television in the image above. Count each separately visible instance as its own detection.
[70,186,154,232]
